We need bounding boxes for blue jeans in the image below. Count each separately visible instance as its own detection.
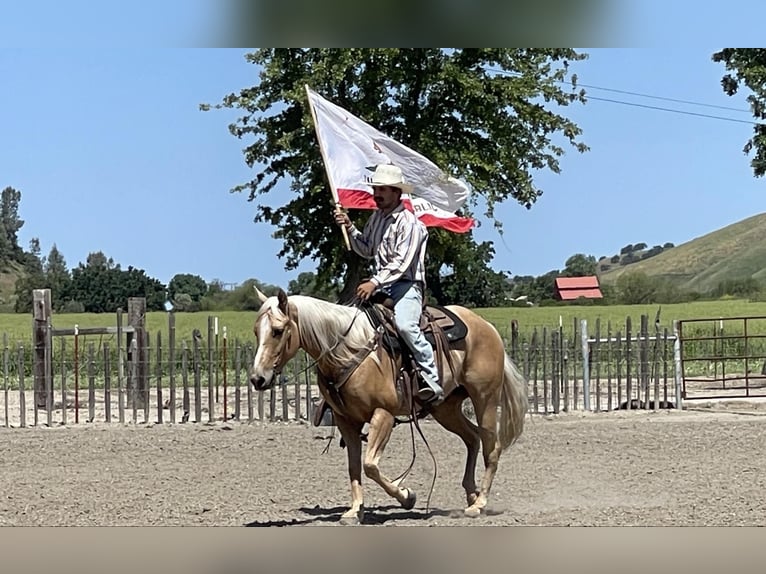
[383,281,441,391]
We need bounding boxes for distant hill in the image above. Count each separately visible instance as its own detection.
[599,212,766,293]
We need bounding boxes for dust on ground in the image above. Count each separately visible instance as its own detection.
[1,406,764,526]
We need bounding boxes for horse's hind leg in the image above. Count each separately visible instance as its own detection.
[363,408,417,510]
[333,414,366,524]
[464,392,502,518]
[430,391,482,507]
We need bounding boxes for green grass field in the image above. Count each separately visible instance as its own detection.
[0,310,258,348]
[480,298,766,339]
[3,298,766,347]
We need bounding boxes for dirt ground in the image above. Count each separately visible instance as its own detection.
[0,405,764,526]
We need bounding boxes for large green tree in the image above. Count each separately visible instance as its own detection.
[205,49,588,303]
[616,271,659,305]
[43,244,72,311]
[69,252,166,313]
[712,49,766,177]
[432,233,510,307]
[168,273,208,305]
[0,221,11,263]
[562,253,597,277]
[1,186,24,262]
[13,238,45,313]
[287,271,339,300]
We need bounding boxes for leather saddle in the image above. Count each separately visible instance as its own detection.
[364,292,468,355]
[311,295,468,427]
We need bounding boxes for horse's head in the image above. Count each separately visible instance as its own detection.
[249,286,301,391]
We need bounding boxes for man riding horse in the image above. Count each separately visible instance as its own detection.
[333,163,444,406]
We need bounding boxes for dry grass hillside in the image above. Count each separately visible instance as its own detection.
[599,212,766,293]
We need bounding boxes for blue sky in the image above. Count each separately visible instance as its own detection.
[1,45,764,288]
[476,48,764,277]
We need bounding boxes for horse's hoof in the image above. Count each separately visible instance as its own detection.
[464,505,482,518]
[466,491,479,506]
[339,507,364,525]
[339,515,360,525]
[401,488,417,510]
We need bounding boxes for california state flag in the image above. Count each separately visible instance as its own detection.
[306,86,474,233]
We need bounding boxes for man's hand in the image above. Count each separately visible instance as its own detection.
[334,209,351,229]
[355,280,377,301]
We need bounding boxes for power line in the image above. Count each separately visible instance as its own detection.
[586,95,761,125]
[573,82,750,114]
[485,66,757,123]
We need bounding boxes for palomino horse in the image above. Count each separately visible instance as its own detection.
[250,287,529,524]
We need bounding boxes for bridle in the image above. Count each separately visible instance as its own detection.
[258,300,372,383]
[260,308,300,377]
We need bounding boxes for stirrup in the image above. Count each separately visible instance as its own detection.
[416,386,443,405]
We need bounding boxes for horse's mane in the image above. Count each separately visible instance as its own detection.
[263,295,377,372]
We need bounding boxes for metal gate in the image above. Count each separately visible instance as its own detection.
[677,315,766,401]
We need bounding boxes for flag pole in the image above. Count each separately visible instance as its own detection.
[305,84,351,251]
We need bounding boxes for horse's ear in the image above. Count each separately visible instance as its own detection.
[254,286,269,304]
[277,289,289,314]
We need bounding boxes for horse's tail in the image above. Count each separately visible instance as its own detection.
[498,353,529,450]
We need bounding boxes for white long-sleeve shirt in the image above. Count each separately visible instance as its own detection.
[347,203,428,289]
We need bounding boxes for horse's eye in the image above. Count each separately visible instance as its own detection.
[272,328,284,338]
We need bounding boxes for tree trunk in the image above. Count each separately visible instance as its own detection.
[338,256,367,304]
[426,269,446,306]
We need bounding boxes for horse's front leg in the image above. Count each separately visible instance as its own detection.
[363,408,417,510]
[333,413,365,524]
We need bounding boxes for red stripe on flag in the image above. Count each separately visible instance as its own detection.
[337,189,473,233]
[417,214,475,233]
[338,189,377,210]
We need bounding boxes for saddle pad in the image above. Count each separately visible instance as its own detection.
[422,304,468,346]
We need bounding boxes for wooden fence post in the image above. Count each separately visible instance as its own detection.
[88,342,96,423]
[530,329,539,414]
[3,333,9,428]
[640,314,649,409]
[580,319,590,411]
[510,320,519,361]
[222,326,228,421]
[551,330,560,414]
[193,333,202,423]
[207,316,214,422]
[130,337,138,422]
[18,344,26,428]
[32,289,52,410]
[143,330,150,423]
[625,316,633,409]
[117,308,125,424]
[103,343,112,423]
[234,341,241,421]
[127,297,147,409]
[541,327,548,415]
[168,311,176,424]
[181,340,190,423]
[156,331,163,424]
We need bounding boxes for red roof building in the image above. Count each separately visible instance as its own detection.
[554,276,603,301]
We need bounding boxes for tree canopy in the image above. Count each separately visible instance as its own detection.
[712,49,766,177]
[168,273,209,310]
[562,253,597,277]
[0,186,24,264]
[204,49,588,303]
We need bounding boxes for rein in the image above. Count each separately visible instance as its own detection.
[280,300,369,382]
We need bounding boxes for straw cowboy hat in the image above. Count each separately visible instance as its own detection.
[364,164,414,194]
